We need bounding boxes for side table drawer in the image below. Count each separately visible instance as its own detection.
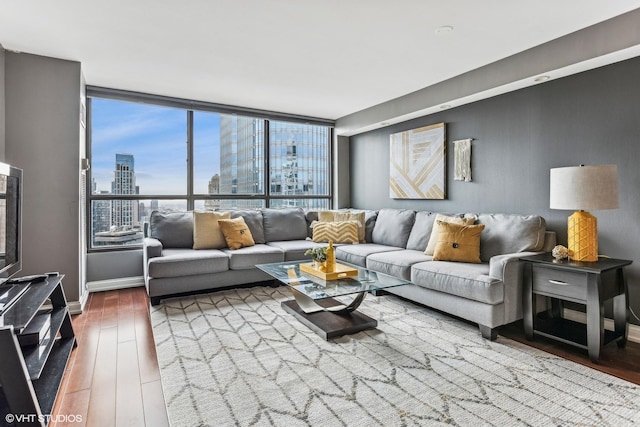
[531,266,587,301]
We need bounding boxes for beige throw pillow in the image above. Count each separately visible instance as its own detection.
[317,210,336,223]
[192,211,231,249]
[312,220,359,244]
[424,214,476,255]
[317,210,366,243]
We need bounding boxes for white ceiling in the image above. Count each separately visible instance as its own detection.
[1,1,640,121]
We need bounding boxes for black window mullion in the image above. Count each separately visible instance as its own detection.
[187,110,194,211]
[264,119,271,207]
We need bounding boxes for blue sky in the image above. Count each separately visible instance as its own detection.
[91,98,220,195]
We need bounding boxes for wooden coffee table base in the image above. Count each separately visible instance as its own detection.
[281,298,377,340]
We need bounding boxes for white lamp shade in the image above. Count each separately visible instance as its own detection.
[549,164,619,210]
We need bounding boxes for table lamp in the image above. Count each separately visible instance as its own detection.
[549,164,618,262]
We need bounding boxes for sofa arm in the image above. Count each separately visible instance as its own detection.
[143,237,163,259]
[489,251,542,282]
[541,231,557,252]
[489,251,542,324]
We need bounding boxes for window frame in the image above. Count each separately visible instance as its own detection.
[86,87,334,252]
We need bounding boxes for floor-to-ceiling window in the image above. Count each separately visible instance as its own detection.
[87,88,333,250]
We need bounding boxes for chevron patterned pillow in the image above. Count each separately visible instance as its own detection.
[312,220,359,244]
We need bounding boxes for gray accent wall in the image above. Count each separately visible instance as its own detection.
[4,52,83,302]
[349,56,640,323]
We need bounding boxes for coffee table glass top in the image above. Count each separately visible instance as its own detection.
[257,260,409,300]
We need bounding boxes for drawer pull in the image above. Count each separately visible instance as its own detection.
[549,279,569,286]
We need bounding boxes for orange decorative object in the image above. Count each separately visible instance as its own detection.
[299,262,357,281]
[325,241,336,273]
[567,211,598,261]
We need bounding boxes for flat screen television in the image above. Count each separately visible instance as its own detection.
[0,162,22,284]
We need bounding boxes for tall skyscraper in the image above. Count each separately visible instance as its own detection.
[219,117,329,209]
[269,122,329,208]
[111,153,138,228]
[205,174,221,210]
[219,116,264,208]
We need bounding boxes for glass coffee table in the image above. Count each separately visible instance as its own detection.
[257,260,409,340]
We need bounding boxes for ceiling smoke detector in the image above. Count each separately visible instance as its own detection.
[435,26,454,35]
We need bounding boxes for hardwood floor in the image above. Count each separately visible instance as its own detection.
[51,287,169,427]
[500,320,640,385]
[50,287,640,426]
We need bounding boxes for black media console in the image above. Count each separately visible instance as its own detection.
[0,275,76,426]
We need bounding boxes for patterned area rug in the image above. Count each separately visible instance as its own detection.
[151,286,640,426]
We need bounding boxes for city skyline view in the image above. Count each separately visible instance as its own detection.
[91,98,221,195]
[89,97,332,247]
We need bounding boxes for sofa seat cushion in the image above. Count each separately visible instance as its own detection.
[366,250,432,281]
[148,248,229,278]
[222,244,284,270]
[267,240,326,261]
[411,261,503,305]
[335,243,403,267]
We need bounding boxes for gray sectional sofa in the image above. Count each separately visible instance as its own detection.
[143,207,555,339]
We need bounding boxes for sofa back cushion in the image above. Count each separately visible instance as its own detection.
[149,210,193,248]
[363,210,378,243]
[230,210,266,243]
[371,209,415,248]
[470,213,547,261]
[406,211,437,251]
[262,208,308,241]
[305,211,319,238]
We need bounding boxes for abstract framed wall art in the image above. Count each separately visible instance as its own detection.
[389,122,446,199]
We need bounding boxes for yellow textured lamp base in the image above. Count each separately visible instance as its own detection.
[567,211,598,262]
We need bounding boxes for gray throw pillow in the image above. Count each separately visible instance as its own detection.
[149,210,194,248]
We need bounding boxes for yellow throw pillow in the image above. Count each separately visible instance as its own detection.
[433,221,485,263]
[218,217,256,250]
[317,210,366,243]
[312,220,359,244]
[192,211,231,249]
[424,214,476,255]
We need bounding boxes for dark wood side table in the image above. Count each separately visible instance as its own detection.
[520,254,632,363]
